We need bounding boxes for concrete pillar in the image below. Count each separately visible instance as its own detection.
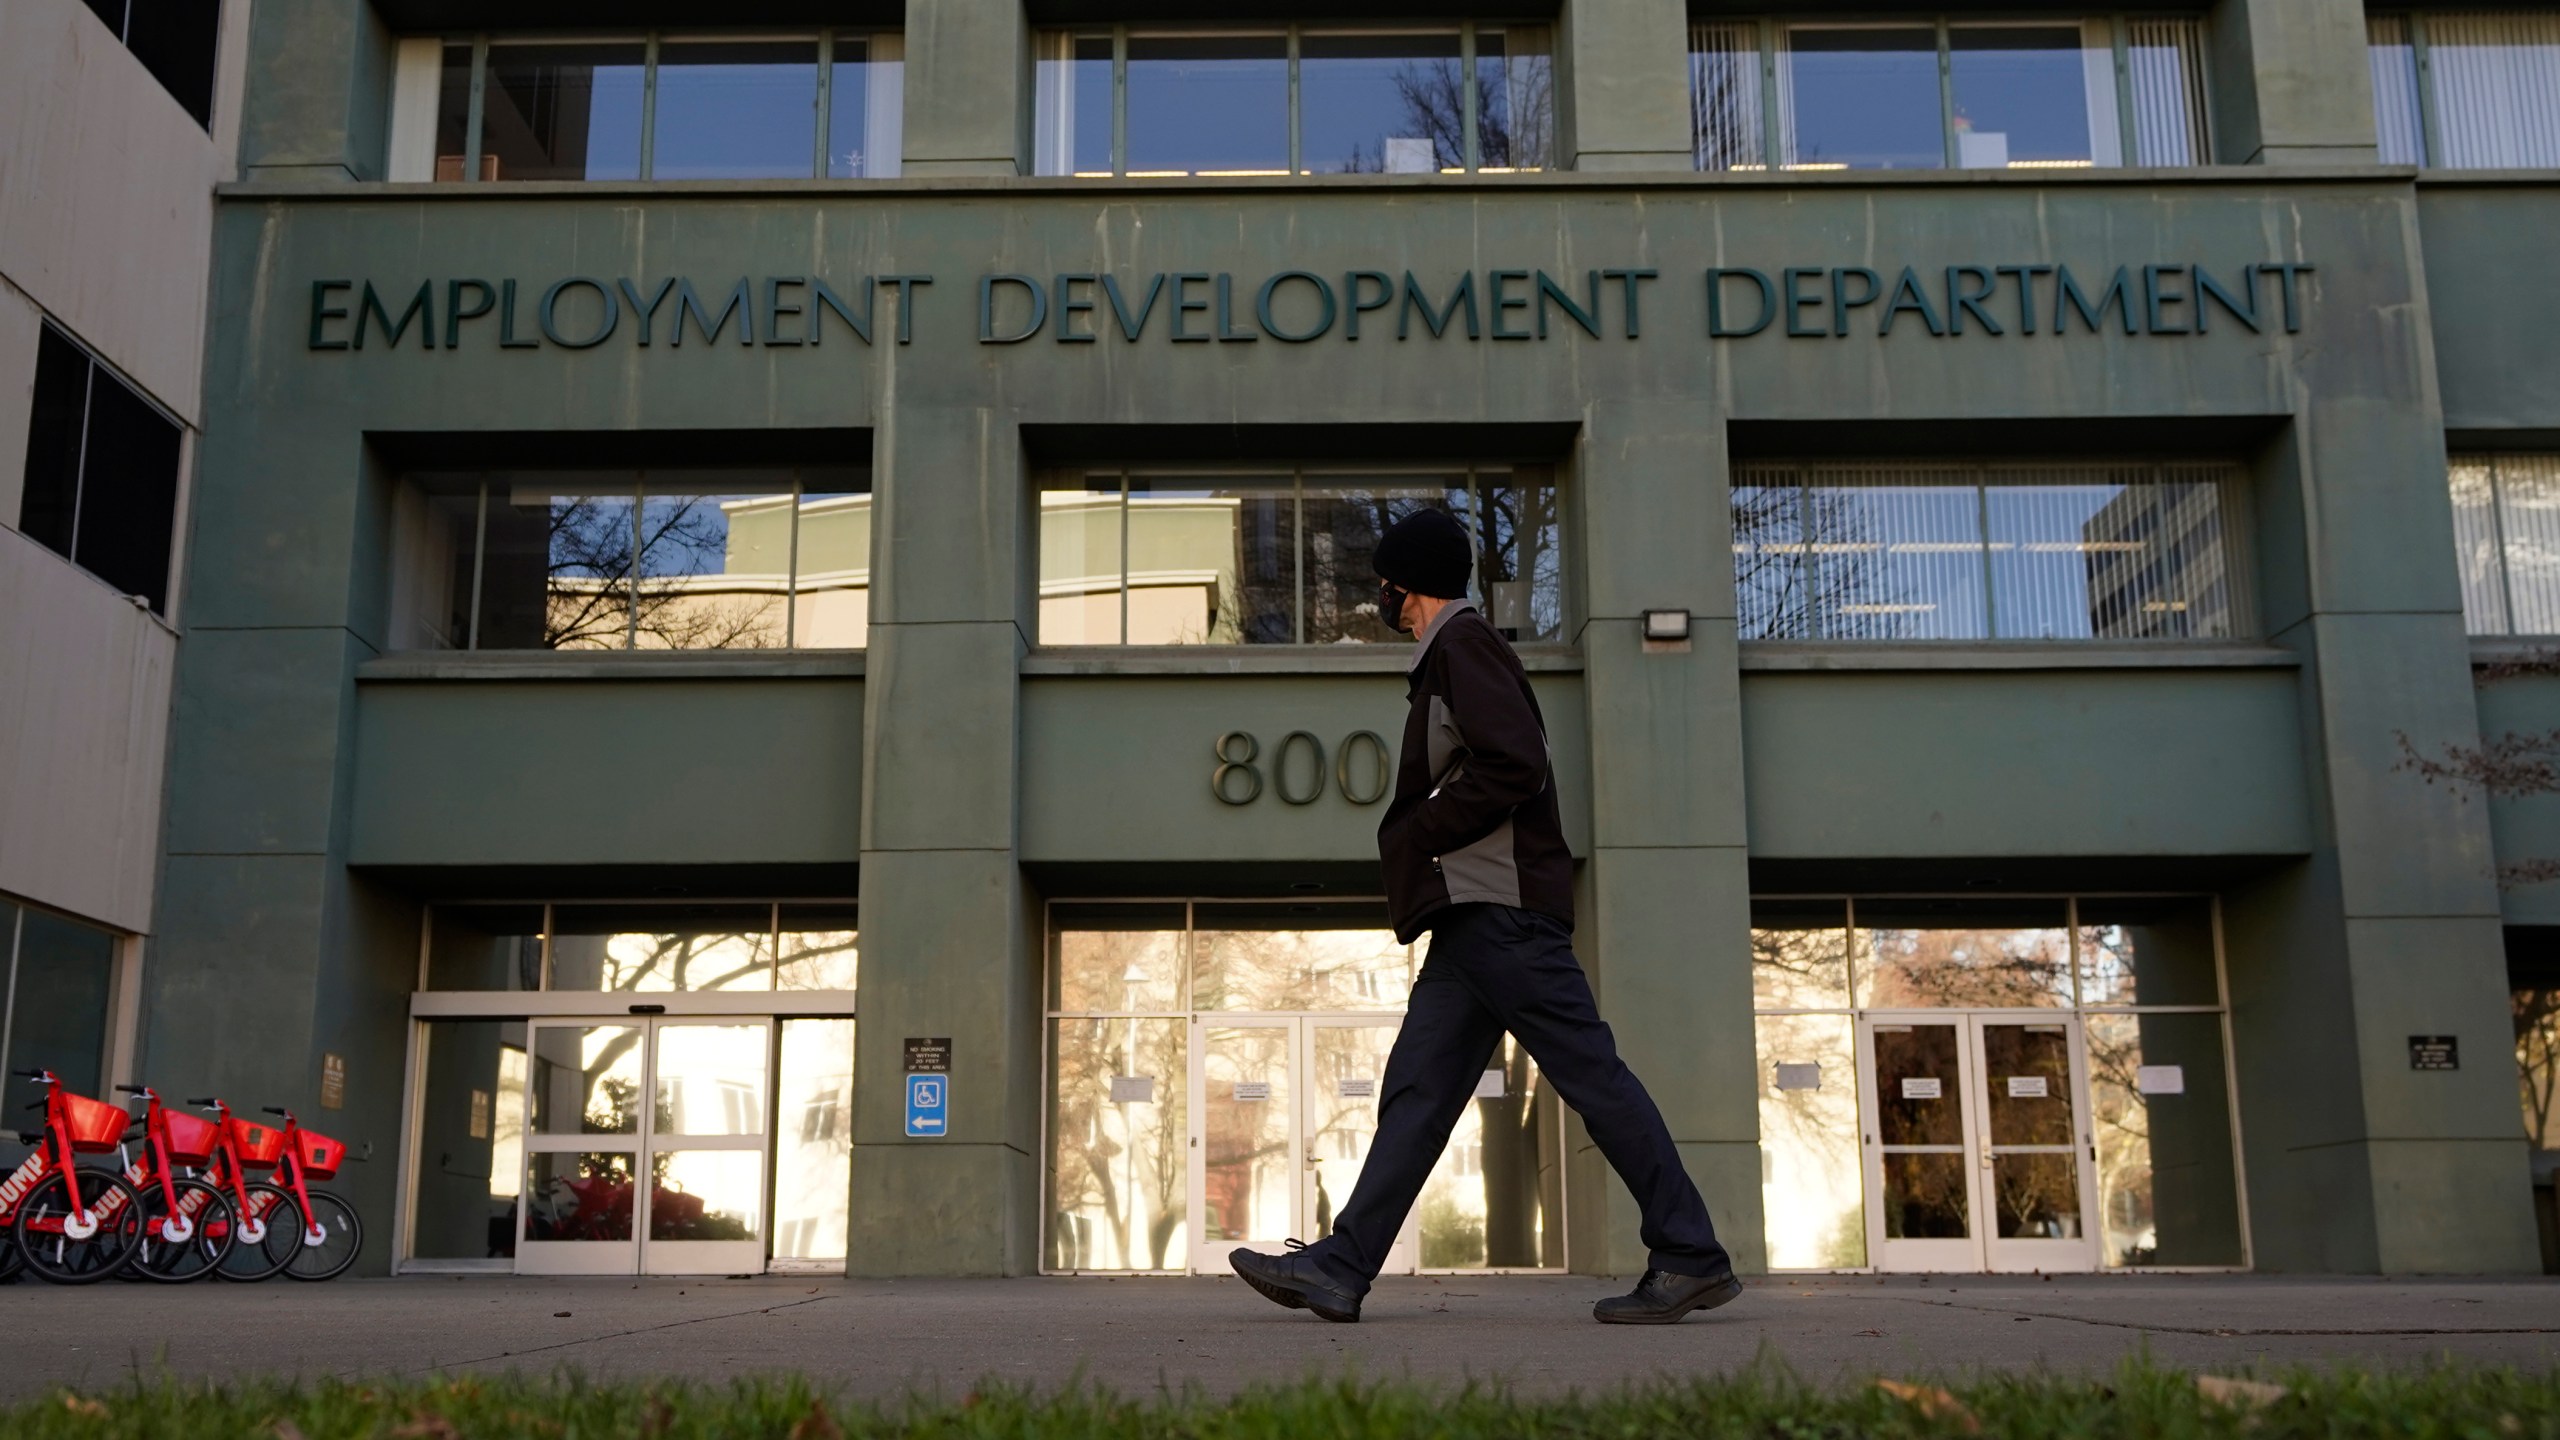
[235,0,394,182]
[1569,399,1764,1274]
[1554,0,1694,173]
[901,0,1031,178]
[2208,0,2379,165]
[2221,246,2538,1269]
[848,405,1039,1275]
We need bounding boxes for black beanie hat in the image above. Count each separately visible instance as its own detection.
[1374,509,1473,600]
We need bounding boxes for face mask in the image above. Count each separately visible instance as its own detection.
[1378,579,1411,634]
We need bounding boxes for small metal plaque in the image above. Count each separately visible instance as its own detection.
[1338,1078,1375,1099]
[1109,1075,1154,1104]
[2007,1076,2048,1099]
[320,1053,346,1110]
[2410,1035,2459,1071]
[1901,1077,1942,1100]
[1233,1081,1270,1102]
[1774,1062,1821,1092]
[2136,1064,2186,1095]
[468,1088,491,1140]
[903,1038,951,1074]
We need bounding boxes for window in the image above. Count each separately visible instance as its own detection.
[2448,453,2560,635]
[423,903,857,992]
[1038,464,1561,646]
[2370,12,2560,168]
[0,901,121,1176]
[17,323,183,613]
[81,0,219,128]
[1692,17,2208,171]
[1733,460,2249,641]
[412,32,902,182]
[1034,24,1551,176]
[389,467,870,651]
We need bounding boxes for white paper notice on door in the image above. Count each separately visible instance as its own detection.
[1901,1077,1943,1100]
[1774,1062,1821,1091]
[1475,1070,1507,1099]
[2137,1064,2186,1095]
[1232,1081,1270,1102]
[1338,1078,1375,1099]
[2007,1075,2048,1099]
[1109,1075,1154,1104]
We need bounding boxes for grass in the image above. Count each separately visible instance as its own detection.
[4,1359,2559,1439]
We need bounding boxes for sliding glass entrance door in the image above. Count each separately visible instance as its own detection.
[1192,1016,1410,1275]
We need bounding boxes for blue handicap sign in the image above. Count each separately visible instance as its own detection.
[905,1073,948,1137]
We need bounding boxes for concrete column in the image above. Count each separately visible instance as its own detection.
[901,0,1031,178]
[2208,0,2379,165]
[1554,0,1694,173]
[848,405,1039,1275]
[1569,399,1764,1274]
[236,0,395,182]
[2221,257,2537,1269]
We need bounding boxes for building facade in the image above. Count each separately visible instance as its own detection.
[90,0,2560,1277]
[1,0,247,1143]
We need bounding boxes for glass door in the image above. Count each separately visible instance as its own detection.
[514,1018,771,1275]
[1972,1017,2098,1272]
[1302,1020,1412,1273]
[518,1021,646,1274]
[1195,1020,1296,1273]
[1859,1016,1979,1272]
[1857,1013,2101,1273]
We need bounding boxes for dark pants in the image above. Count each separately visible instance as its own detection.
[1306,903,1730,1293]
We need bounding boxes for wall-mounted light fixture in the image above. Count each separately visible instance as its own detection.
[1642,609,1691,642]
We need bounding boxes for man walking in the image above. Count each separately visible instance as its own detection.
[1229,509,1742,1325]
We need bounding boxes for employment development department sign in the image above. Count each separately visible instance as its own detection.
[306,262,2314,353]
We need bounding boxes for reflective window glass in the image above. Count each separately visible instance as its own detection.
[652,1023,768,1136]
[524,1152,636,1240]
[412,1019,528,1259]
[653,1149,762,1241]
[18,324,181,613]
[8,909,114,1092]
[1781,26,1942,169]
[1047,1016,1189,1269]
[1477,26,1555,171]
[1297,31,1464,174]
[1038,478,1128,644]
[1125,33,1289,175]
[778,907,859,991]
[1127,476,1295,643]
[2084,1012,2242,1265]
[1855,899,2074,1008]
[1034,32,1115,176]
[633,484,792,650]
[482,43,646,181]
[1191,904,1411,1012]
[435,44,477,179]
[526,1024,644,1135]
[2077,898,2219,1008]
[1299,478,1465,644]
[1755,1012,1865,1266]
[426,904,544,990]
[651,41,820,180]
[1806,466,1987,639]
[1690,22,1766,171]
[2426,12,2560,169]
[829,34,904,178]
[1948,24,2116,169]
[1751,900,1853,1009]
[1048,904,1187,1012]
[772,1018,854,1262]
[548,904,778,992]
[1417,1036,1564,1267]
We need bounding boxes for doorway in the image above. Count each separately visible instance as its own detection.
[1857,1013,2099,1272]
[516,1017,772,1275]
[1194,1017,1415,1275]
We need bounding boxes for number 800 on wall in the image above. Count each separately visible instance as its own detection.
[1213,730,1391,807]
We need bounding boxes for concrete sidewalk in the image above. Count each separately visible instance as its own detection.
[14,1273,2560,1400]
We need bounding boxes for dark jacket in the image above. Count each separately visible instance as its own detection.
[1377,601,1575,942]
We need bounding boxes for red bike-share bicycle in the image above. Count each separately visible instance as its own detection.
[0,1069,145,1283]
[195,1098,361,1281]
[108,1084,238,1281]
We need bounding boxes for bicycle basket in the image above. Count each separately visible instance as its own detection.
[58,1092,132,1154]
[161,1109,220,1166]
[294,1129,346,1180]
[227,1117,286,1168]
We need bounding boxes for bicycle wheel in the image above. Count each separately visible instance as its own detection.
[133,1178,236,1283]
[280,1189,362,1280]
[15,1170,143,1284]
[212,1183,299,1282]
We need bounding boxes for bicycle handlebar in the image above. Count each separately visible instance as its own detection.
[185,1097,218,1107]
[115,1084,149,1096]
[261,1107,287,1118]
[12,1069,46,1081]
